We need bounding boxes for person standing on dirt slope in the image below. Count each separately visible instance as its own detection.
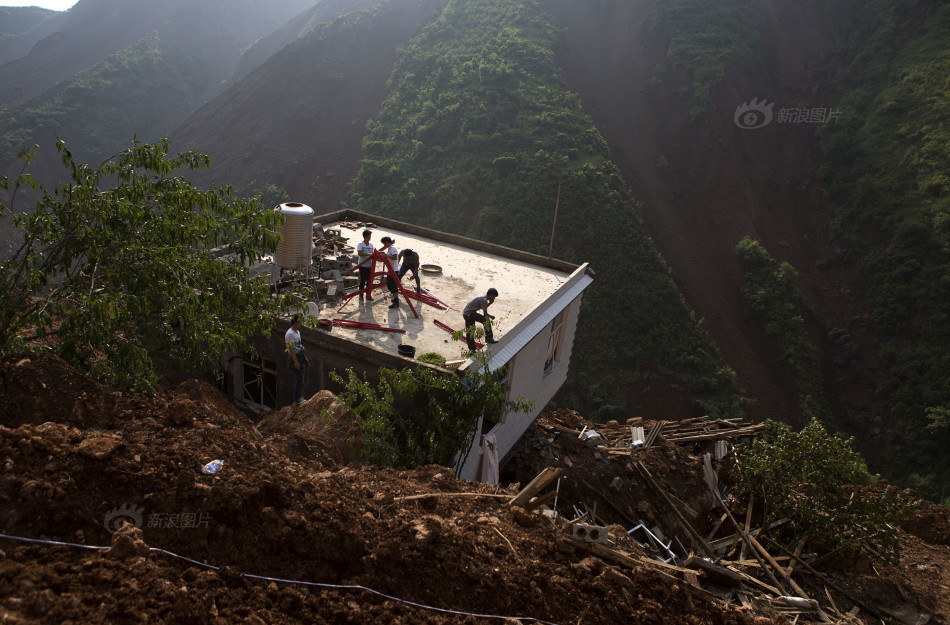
[356,229,374,304]
[397,248,421,292]
[462,288,499,351]
[285,314,309,404]
[379,236,400,309]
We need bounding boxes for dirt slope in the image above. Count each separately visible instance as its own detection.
[0,353,763,624]
[2,353,948,623]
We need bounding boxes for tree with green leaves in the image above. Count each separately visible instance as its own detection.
[0,139,287,392]
[733,419,911,563]
[332,356,532,472]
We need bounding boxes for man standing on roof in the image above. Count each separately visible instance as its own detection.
[379,236,400,309]
[356,229,374,303]
[462,288,499,351]
[285,314,309,404]
[397,248,421,293]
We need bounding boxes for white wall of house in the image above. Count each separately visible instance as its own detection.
[456,280,588,481]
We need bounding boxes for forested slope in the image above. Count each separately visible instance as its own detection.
[0,0,315,173]
[819,0,950,502]
[345,0,743,419]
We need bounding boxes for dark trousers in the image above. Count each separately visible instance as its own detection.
[358,267,371,299]
[463,312,493,351]
[386,276,399,305]
[398,264,420,291]
[291,352,309,403]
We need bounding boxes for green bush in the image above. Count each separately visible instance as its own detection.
[331,356,532,471]
[733,420,912,563]
[0,139,287,392]
[417,351,447,367]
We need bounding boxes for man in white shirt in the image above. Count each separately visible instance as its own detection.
[379,236,400,309]
[285,314,309,403]
[355,229,374,303]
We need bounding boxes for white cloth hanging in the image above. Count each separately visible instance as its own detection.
[479,433,499,485]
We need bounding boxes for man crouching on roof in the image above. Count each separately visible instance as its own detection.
[462,288,499,351]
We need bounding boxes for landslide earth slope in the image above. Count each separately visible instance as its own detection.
[0,353,761,624]
[2,354,949,623]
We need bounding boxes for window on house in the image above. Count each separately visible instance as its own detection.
[543,309,567,376]
[242,353,277,409]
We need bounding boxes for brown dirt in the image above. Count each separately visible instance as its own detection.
[2,353,948,623]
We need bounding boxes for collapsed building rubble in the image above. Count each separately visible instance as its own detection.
[503,409,946,625]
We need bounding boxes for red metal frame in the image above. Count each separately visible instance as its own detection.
[339,248,419,318]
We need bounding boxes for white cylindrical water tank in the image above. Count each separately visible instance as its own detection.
[274,202,314,269]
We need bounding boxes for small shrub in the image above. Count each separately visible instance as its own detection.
[417,351,447,367]
[733,420,912,563]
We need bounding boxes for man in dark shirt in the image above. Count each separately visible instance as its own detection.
[397,248,421,292]
[462,288,499,351]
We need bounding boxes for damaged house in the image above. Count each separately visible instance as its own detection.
[223,206,593,482]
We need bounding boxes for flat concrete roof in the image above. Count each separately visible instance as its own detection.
[309,215,578,363]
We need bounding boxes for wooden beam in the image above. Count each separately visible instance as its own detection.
[394,492,513,502]
[634,461,715,558]
[510,467,563,508]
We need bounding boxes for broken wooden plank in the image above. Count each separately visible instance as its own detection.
[394,492,513,502]
[762,535,889,622]
[510,467,563,508]
[724,563,784,596]
[683,556,745,587]
[749,534,811,601]
[634,461,715,558]
[708,486,788,595]
[525,489,558,511]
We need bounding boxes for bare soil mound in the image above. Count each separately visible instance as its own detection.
[1,355,947,623]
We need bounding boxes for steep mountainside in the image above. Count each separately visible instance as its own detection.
[0,7,64,67]
[171,0,450,212]
[227,0,383,85]
[539,0,846,429]
[0,0,316,172]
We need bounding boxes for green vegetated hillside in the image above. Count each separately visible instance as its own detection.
[347,0,743,419]
[0,34,209,165]
[649,0,759,119]
[0,0,315,170]
[0,7,62,66]
[820,0,950,503]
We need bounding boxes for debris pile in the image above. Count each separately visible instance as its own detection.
[504,409,950,624]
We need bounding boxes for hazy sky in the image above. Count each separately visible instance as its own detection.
[1,0,77,9]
